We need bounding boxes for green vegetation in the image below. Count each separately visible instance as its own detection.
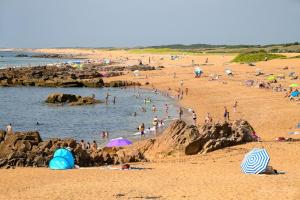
[128,48,204,55]
[127,43,300,55]
[232,51,286,63]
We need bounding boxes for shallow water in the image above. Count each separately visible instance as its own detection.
[0,51,75,68]
[0,87,178,144]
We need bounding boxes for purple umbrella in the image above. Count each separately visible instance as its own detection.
[106,137,133,147]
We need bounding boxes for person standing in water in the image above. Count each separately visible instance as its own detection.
[152,105,157,112]
[164,104,169,115]
[179,107,183,120]
[153,116,159,134]
[139,123,145,137]
[113,96,116,104]
[105,92,110,104]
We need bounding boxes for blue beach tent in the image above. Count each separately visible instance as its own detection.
[291,91,300,97]
[49,148,75,170]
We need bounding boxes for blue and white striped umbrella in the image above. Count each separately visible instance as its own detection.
[241,148,270,174]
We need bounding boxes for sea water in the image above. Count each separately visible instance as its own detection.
[0,50,74,68]
[0,87,178,144]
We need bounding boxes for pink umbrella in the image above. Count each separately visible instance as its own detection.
[106,137,133,147]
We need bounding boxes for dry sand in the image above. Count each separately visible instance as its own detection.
[1,49,300,200]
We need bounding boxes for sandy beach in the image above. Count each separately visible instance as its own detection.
[1,48,300,199]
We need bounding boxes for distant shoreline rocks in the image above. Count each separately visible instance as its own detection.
[0,65,141,87]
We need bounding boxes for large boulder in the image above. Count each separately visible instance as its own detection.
[45,93,102,105]
[120,120,256,161]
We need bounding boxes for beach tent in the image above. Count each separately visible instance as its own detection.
[194,67,202,77]
[133,70,139,76]
[106,137,132,147]
[289,83,299,88]
[291,91,300,97]
[49,148,75,170]
[241,148,270,174]
[225,69,233,76]
[267,76,276,81]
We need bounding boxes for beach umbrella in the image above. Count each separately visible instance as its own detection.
[241,148,270,174]
[267,76,276,81]
[289,83,299,88]
[106,137,133,147]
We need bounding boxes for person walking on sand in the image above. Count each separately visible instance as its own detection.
[224,106,230,122]
[6,123,13,134]
[233,101,238,113]
[180,80,183,87]
[192,110,197,125]
[185,88,189,96]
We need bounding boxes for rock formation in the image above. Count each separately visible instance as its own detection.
[45,93,102,106]
[0,120,256,168]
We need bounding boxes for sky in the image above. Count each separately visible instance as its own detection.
[0,0,300,48]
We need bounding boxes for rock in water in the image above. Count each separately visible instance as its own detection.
[45,93,102,106]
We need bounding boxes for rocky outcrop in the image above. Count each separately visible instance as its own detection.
[120,120,256,160]
[0,119,256,168]
[105,80,141,87]
[0,131,127,168]
[45,93,102,105]
[0,65,105,87]
[0,65,145,87]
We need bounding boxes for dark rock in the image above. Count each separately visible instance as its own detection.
[45,93,102,106]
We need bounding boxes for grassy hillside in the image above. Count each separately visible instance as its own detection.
[232,51,286,63]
